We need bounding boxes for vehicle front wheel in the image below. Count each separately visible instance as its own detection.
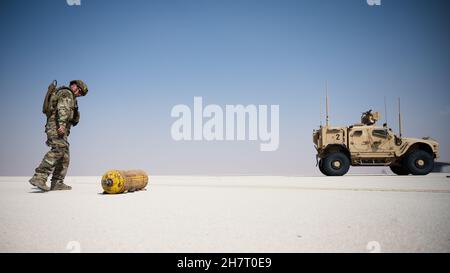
[322,152,350,176]
[404,150,434,176]
[318,159,326,175]
[389,164,410,176]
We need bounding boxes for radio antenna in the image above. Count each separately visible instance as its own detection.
[320,95,323,127]
[398,97,403,137]
[384,96,388,126]
[325,81,329,127]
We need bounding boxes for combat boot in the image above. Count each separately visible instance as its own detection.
[29,176,50,192]
[50,181,72,191]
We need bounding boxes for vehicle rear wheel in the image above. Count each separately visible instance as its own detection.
[404,150,434,176]
[389,164,410,176]
[322,152,350,176]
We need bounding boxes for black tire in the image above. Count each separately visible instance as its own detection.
[318,159,326,175]
[404,150,434,176]
[322,152,350,176]
[389,164,410,176]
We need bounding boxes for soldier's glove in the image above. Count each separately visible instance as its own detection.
[57,126,66,136]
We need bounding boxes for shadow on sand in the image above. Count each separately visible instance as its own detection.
[432,162,450,173]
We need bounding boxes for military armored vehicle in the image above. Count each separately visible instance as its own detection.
[313,99,439,176]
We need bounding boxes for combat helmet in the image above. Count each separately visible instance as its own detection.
[70,80,89,96]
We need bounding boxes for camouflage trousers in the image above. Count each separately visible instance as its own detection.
[33,128,70,183]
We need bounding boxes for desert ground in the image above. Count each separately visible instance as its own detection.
[1,174,449,253]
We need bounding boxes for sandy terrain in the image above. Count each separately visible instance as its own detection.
[1,174,449,253]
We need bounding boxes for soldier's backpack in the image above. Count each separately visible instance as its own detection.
[42,80,58,118]
[42,80,80,126]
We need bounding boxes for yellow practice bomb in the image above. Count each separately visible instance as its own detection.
[101,170,149,194]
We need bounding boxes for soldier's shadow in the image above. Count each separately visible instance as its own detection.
[29,190,48,193]
[28,186,48,193]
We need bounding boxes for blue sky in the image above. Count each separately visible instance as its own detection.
[0,0,449,175]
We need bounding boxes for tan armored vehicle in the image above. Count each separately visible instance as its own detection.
[313,108,439,176]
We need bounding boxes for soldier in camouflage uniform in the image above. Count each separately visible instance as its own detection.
[29,80,88,192]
